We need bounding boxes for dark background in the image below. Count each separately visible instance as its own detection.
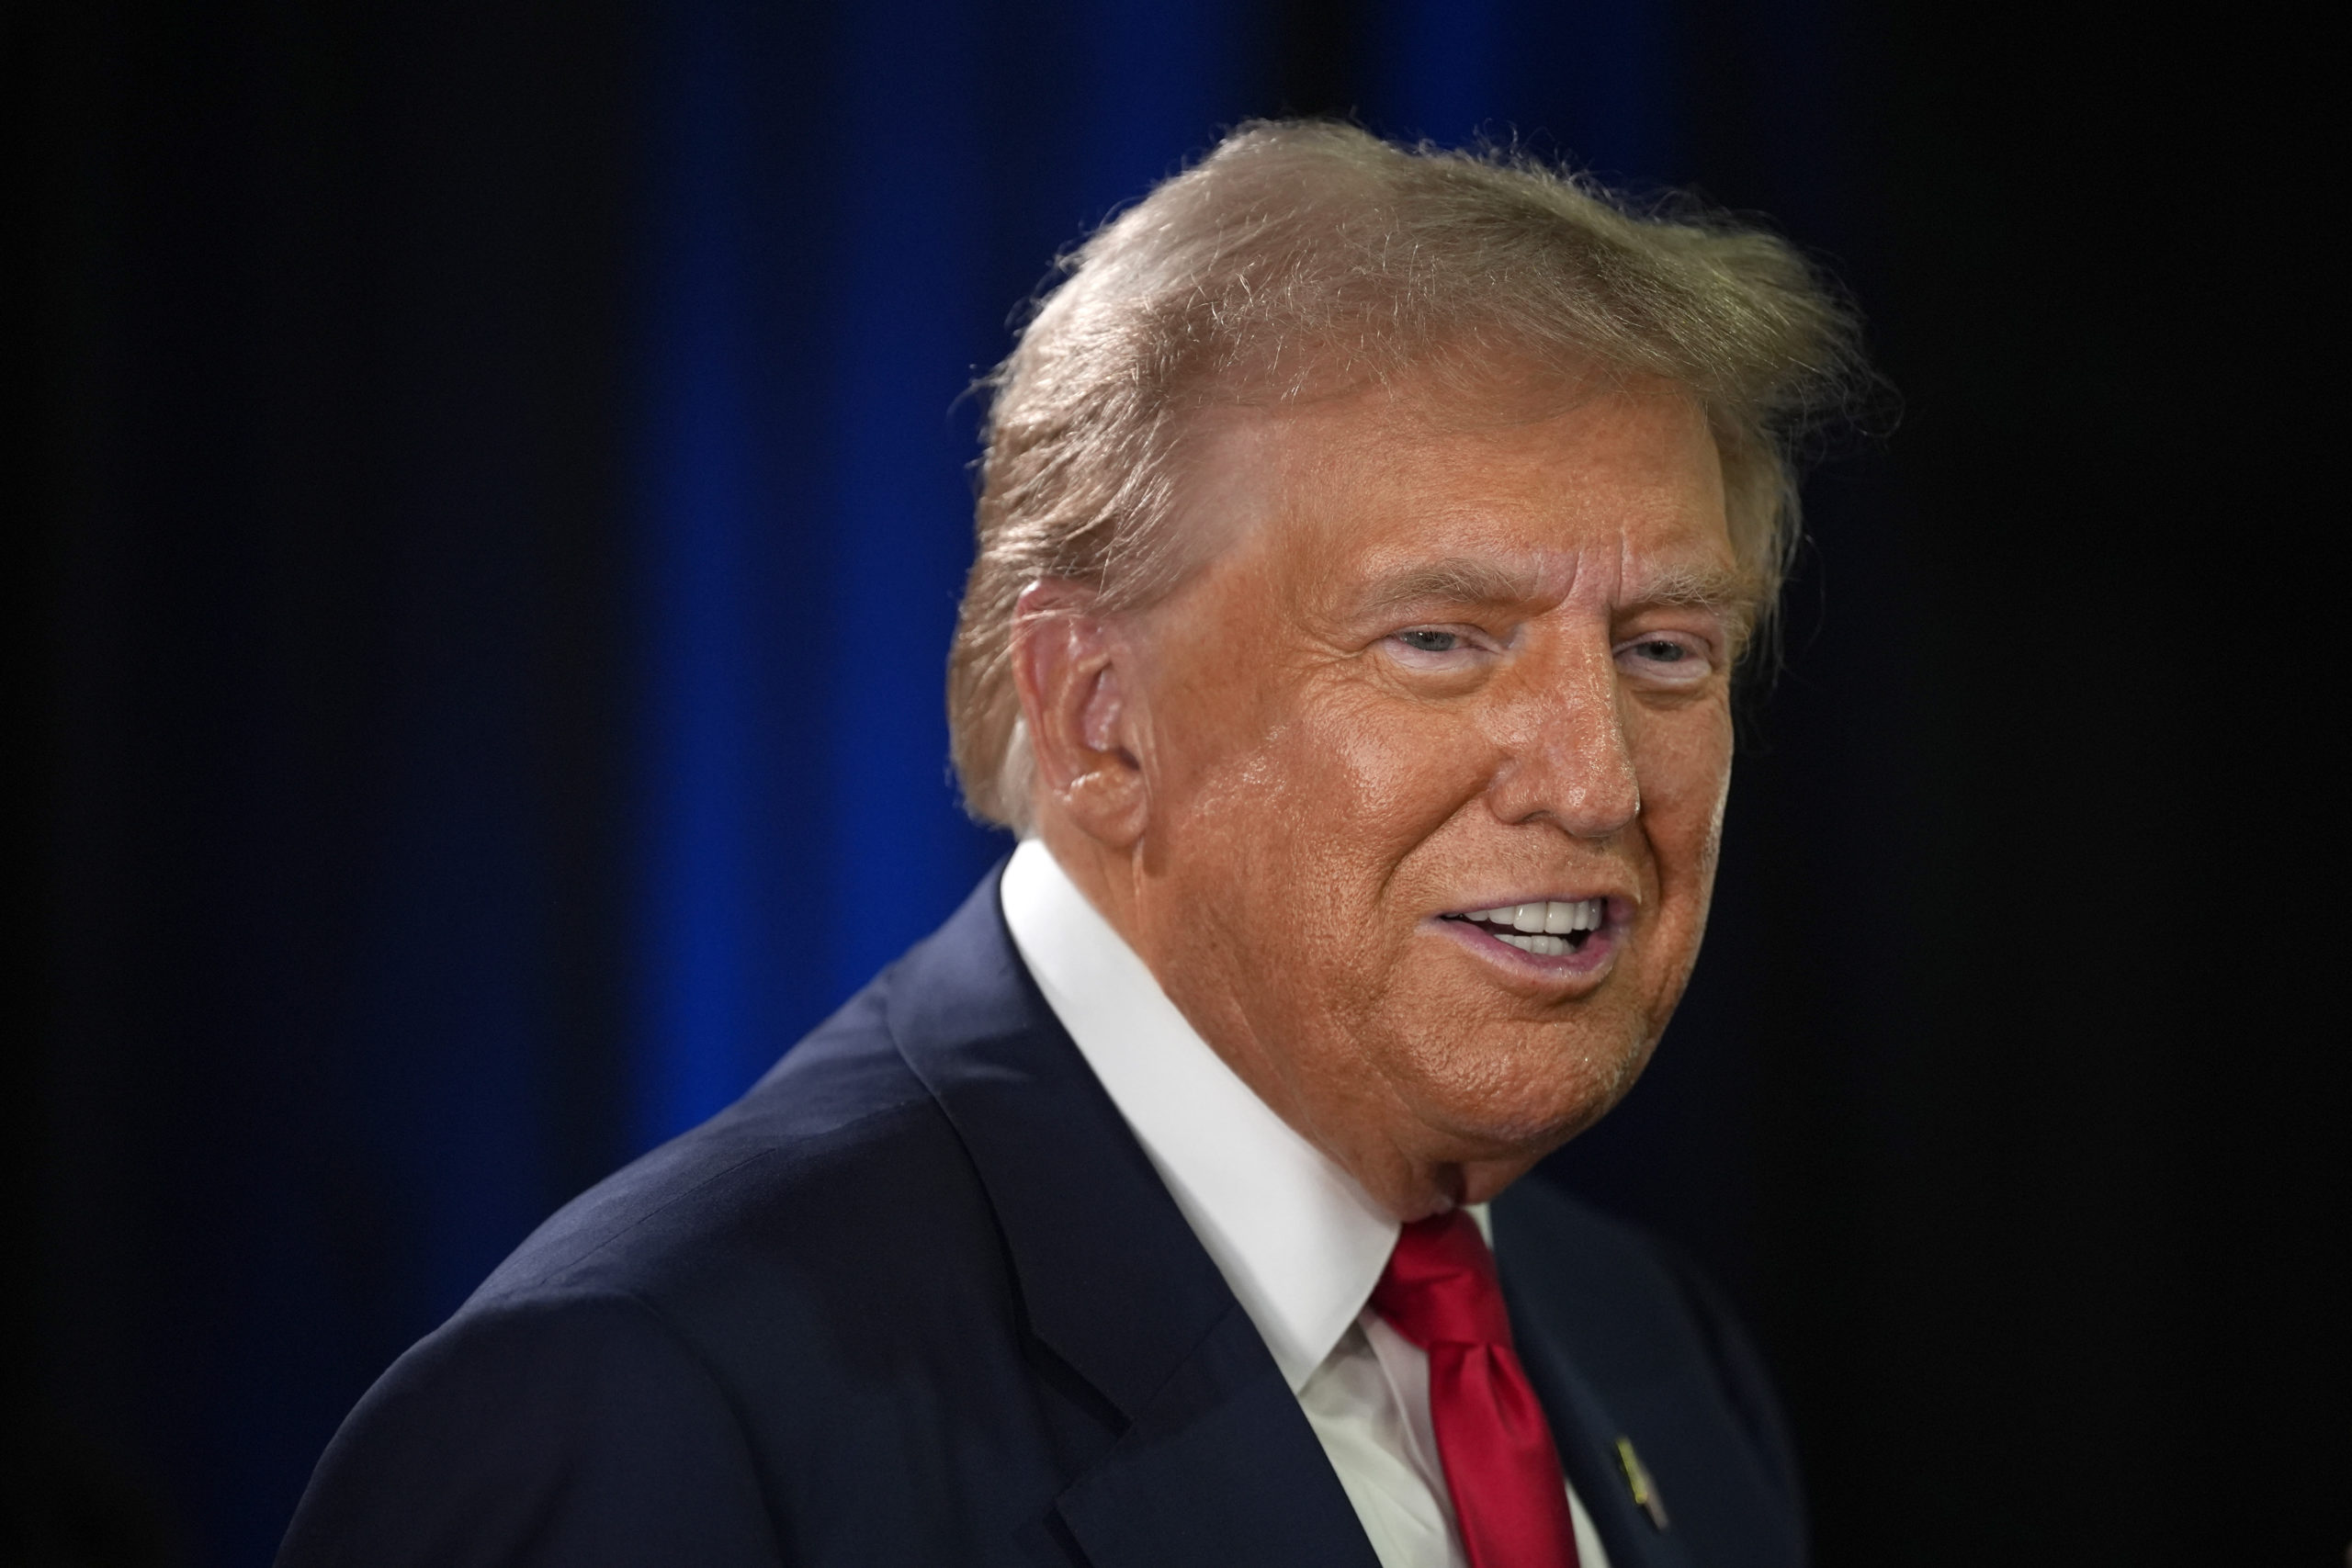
[8,2,2344,1564]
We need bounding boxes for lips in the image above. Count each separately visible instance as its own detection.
[1442,898,1606,958]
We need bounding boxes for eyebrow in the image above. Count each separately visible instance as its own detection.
[1352,556,1758,627]
[1634,563,1755,617]
[1352,557,1550,618]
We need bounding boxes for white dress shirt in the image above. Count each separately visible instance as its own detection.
[1000,840,1611,1568]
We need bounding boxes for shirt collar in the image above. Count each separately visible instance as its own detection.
[1000,839,1400,1393]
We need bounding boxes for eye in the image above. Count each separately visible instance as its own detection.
[1393,628,1462,654]
[1614,633,1714,682]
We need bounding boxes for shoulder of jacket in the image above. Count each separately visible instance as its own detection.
[463,990,995,1320]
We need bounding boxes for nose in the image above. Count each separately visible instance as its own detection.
[1483,639,1641,840]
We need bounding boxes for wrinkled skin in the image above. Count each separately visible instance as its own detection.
[1016,361,1743,1220]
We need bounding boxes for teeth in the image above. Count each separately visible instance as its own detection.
[1468,898,1603,931]
[1497,931,1571,957]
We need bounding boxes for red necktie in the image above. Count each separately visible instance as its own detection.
[1371,1211,1581,1568]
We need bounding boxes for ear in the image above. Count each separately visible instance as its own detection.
[1010,580,1150,849]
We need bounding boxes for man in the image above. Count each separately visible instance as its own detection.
[281,122,1862,1568]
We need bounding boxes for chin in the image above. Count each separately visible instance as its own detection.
[1395,1017,1655,1157]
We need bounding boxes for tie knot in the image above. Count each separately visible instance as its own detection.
[1370,1211,1517,1349]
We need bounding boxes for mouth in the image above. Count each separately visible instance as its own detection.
[1440,899,1610,959]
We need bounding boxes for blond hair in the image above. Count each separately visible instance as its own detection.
[949,120,1868,831]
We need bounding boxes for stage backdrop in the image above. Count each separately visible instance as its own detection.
[12,2,2344,1566]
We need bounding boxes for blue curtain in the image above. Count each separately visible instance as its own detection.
[628,0,1274,1155]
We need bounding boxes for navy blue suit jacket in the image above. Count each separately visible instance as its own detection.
[280,871,1804,1567]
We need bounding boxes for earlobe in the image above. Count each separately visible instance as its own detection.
[1063,762,1148,846]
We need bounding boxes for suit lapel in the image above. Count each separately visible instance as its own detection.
[1050,1303,1384,1568]
[1498,1258,1697,1568]
[887,871,1379,1568]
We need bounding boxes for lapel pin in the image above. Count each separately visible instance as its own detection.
[1613,1436,1671,1532]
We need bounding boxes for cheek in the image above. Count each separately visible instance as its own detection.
[1276,689,1497,867]
[1629,704,1734,881]
[1169,668,1480,827]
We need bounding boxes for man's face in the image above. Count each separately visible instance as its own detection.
[1115,364,1742,1212]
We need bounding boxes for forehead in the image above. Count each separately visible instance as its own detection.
[1176,364,1736,603]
